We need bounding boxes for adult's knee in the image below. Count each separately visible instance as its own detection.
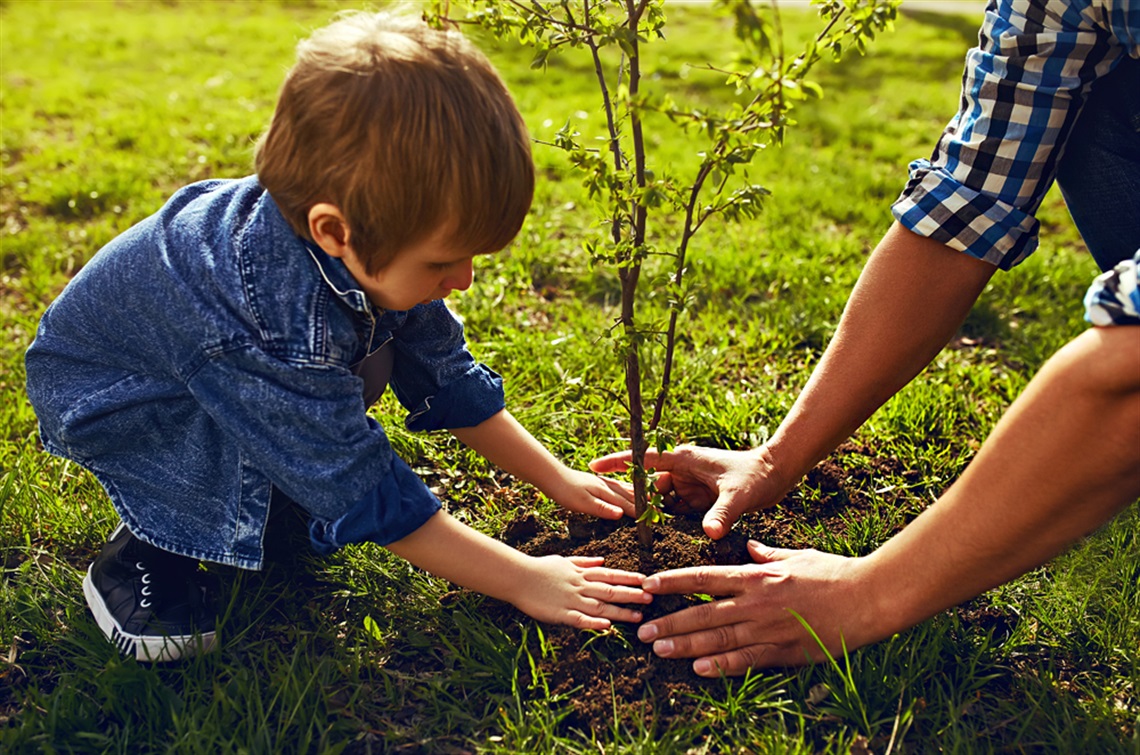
[1050,327,1140,399]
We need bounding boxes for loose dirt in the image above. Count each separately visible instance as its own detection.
[476,441,921,733]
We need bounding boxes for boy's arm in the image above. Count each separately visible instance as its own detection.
[385,509,650,629]
[450,409,635,519]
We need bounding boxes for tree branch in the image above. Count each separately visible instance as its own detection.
[501,0,601,35]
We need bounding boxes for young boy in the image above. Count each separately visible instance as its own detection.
[24,10,648,663]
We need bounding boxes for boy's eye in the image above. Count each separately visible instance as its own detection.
[429,262,451,271]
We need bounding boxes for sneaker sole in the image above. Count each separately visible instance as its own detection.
[83,565,217,663]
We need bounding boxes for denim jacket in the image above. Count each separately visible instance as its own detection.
[25,177,505,569]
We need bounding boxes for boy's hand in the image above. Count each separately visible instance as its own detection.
[512,555,651,630]
[450,412,635,519]
[547,469,636,520]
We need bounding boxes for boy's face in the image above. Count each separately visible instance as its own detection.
[339,226,477,312]
[308,205,477,312]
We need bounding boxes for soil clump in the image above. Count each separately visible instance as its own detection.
[477,442,921,733]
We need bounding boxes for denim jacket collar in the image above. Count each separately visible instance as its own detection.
[300,236,414,338]
[301,240,376,319]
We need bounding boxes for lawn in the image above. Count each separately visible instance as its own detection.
[2,0,1137,752]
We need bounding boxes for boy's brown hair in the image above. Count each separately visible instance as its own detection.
[256,10,534,274]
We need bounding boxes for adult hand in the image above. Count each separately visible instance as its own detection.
[589,445,789,539]
[635,541,883,675]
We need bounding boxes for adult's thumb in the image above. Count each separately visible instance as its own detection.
[701,494,749,540]
[747,540,793,564]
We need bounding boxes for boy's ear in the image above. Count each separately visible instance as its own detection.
[308,203,352,259]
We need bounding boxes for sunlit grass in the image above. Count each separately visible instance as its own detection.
[2,1,1136,752]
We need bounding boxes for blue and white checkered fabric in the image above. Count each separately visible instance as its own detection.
[1085,251,1140,325]
[892,0,1140,270]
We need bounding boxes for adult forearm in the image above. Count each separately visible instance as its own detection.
[766,223,995,482]
[633,327,1140,673]
[863,326,1140,635]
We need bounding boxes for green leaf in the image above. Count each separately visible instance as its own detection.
[363,615,384,641]
[801,79,825,99]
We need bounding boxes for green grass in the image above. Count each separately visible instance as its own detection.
[2,0,1137,752]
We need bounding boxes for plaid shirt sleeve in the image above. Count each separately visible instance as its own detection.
[892,0,1138,270]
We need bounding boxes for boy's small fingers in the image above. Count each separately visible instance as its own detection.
[583,567,646,585]
[577,598,644,624]
[595,604,644,623]
[606,500,633,518]
[599,475,636,499]
[568,556,606,567]
[571,613,612,631]
[582,582,652,604]
[601,498,636,518]
[568,498,625,520]
[593,502,625,519]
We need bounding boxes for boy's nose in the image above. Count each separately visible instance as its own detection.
[444,259,474,292]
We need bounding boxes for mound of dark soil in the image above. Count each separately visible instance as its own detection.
[476,442,922,733]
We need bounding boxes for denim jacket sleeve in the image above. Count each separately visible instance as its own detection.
[185,341,440,545]
[388,300,506,431]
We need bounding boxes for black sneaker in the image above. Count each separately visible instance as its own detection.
[82,523,218,662]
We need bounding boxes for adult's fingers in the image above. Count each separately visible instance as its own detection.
[589,448,673,474]
[651,472,693,511]
[641,565,744,597]
[647,622,787,674]
[690,645,783,677]
[747,539,799,564]
[636,593,746,643]
[645,615,753,660]
[588,450,631,473]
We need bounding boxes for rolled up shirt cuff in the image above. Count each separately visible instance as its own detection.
[1085,251,1140,326]
[308,453,442,552]
[892,160,1040,270]
[404,363,505,432]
